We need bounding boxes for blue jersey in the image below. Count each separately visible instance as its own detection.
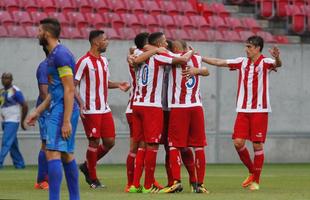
[46,44,78,110]
[36,58,49,107]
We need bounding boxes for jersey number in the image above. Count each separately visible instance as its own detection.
[141,64,149,85]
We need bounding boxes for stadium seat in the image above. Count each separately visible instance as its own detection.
[188,15,210,31]
[187,28,208,41]
[125,0,144,15]
[168,28,191,40]
[102,12,125,30]
[104,27,121,39]
[117,27,136,40]
[210,2,230,19]
[120,13,143,29]
[157,14,177,28]
[54,0,76,14]
[273,35,289,44]
[242,18,262,33]
[6,25,27,37]
[0,26,9,37]
[208,16,229,32]
[24,25,37,38]
[256,0,274,19]
[286,5,306,34]
[137,14,160,29]
[73,0,93,13]
[163,28,174,40]
[172,15,195,31]
[31,12,48,25]
[66,12,88,29]
[3,0,20,12]
[293,0,306,6]
[19,0,39,13]
[229,0,245,5]
[221,30,243,42]
[160,1,180,16]
[11,11,33,26]
[62,26,83,39]
[89,0,109,13]
[238,30,255,40]
[84,13,107,29]
[0,11,15,27]
[179,1,199,16]
[200,3,214,19]
[106,0,128,14]
[275,0,289,18]
[79,26,92,39]
[143,0,163,16]
[47,12,70,26]
[37,0,58,13]
[256,31,276,43]
[225,17,246,32]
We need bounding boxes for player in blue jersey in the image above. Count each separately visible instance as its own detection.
[0,72,28,169]
[26,18,80,200]
[34,46,49,190]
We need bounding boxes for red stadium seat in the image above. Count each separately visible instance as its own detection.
[208,16,229,31]
[47,12,70,26]
[37,0,58,13]
[84,13,107,29]
[89,0,109,13]
[73,0,93,13]
[163,28,174,40]
[3,0,20,12]
[286,5,306,34]
[225,17,246,32]
[143,0,163,16]
[117,27,136,40]
[239,30,255,40]
[179,1,198,16]
[125,0,145,15]
[200,3,214,19]
[31,12,48,25]
[160,1,180,16]
[120,13,143,30]
[6,25,27,37]
[102,12,125,30]
[0,11,15,27]
[188,15,210,31]
[157,14,177,28]
[273,35,289,44]
[242,18,262,33]
[276,0,289,18]
[221,30,243,42]
[106,0,128,14]
[19,0,39,13]
[24,25,37,38]
[137,14,160,29]
[169,28,191,40]
[257,0,274,19]
[11,11,33,26]
[187,28,208,41]
[210,3,230,19]
[54,0,76,14]
[229,0,245,5]
[62,26,83,39]
[172,15,195,31]
[66,12,88,29]
[256,31,276,43]
[0,26,9,37]
[79,26,92,39]
[146,26,163,33]
[104,27,121,39]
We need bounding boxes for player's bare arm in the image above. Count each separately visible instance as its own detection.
[108,80,130,92]
[25,94,51,126]
[171,50,194,65]
[182,66,210,79]
[268,46,282,68]
[133,47,167,65]
[202,57,229,67]
[74,80,85,119]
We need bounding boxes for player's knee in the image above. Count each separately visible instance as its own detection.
[253,142,263,151]
[88,138,100,147]
[233,139,245,149]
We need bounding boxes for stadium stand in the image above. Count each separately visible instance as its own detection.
[0,0,308,43]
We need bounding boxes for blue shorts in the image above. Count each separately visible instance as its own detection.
[38,110,49,141]
[46,105,79,153]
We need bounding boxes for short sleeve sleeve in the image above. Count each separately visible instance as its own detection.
[263,58,276,70]
[54,49,75,78]
[75,57,87,81]
[154,53,173,65]
[37,61,49,85]
[14,90,25,104]
[226,57,244,70]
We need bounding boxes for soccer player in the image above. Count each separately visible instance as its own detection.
[129,32,193,193]
[0,72,28,169]
[34,46,49,190]
[202,36,282,190]
[26,18,80,200]
[75,30,130,189]
[162,40,210,193]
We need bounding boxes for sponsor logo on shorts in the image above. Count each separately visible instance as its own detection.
[256,132,263,138]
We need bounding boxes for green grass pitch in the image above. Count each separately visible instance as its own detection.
[0,164,310,200]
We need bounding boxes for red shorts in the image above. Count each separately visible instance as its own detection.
[159,110,170,145]
[81,112,115,139]
[233,112,268,143]
[168,106,207,147]
[126,113,133,138]
[132,106,163,143]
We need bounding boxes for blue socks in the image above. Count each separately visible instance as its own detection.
[37,150,48,183]
[63,159,80,200]
[48,159,62,200]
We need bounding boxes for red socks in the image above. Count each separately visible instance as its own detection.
[169,147,181,182]
[86,146,98,180]
[144,148,158,189]
[181,147,197,183]
[126,152,136,186]
[236,145,254,174]
[253,149,264,183]
[194,148,206,184]
[133,148,145,187]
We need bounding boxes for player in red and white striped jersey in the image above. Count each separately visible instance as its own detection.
[75,30,130,188]
[130,32,194,193]
[203,36,282,191]
[162,40,210,193]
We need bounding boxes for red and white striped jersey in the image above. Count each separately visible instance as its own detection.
[75,52,111,114]
[226,55,276,113]
[126,49,143,113]
[133,53,173,107]
[168,54,203,108]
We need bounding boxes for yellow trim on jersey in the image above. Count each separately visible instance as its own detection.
[58,66,73,78]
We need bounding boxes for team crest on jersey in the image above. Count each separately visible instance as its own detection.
[141,64,149,85]
[186,76,196,89]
